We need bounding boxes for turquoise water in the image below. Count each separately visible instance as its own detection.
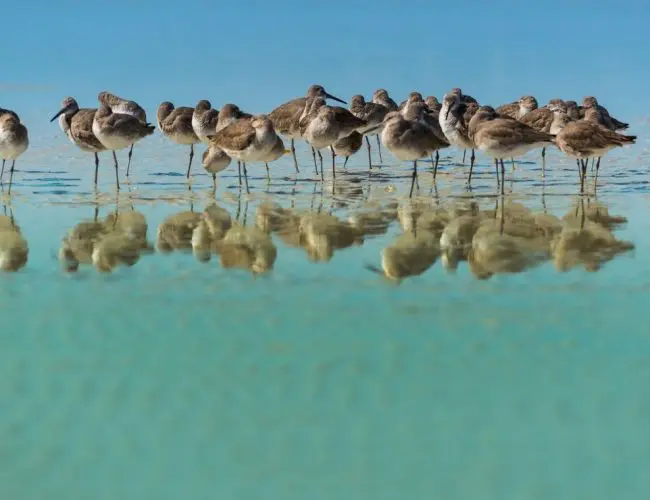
[1,123,649,499]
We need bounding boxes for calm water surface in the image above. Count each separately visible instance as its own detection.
[1,125,649,499]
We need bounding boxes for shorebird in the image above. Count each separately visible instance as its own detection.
[381,111,444,197]
[468,105,555,193]
[425,96,442,113]
[92,105,155,190]
[518,97,562,162]
[402,101,449,179]
[215,103,252,132]
[202,143,232,186]
[371,89,398,111]
[349,95,390,167]
[299,98,366,179]
[157,102,200,178]
[192,100,219,142]
[398,92,423,111]
[582,97,628,131]
[552,109,636,191]
[97,92,146,176]
[211,115,281,192]
[51,97,107,186]
[268,84,346,173]
[0,112,28,195]
[496,95,538,119]
[332,131,363,169]
[439,92,476,183]
[259,136,289,180]
[451,88,478,105]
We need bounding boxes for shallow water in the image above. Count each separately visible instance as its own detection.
[2,126,650,499]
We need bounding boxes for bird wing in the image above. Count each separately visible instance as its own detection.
[331,107,366,130]
[71,109,104,149]
[269,98,306,134]
[213,119,256,151]
[365,103,389,124]
[496,102,519,118]
[519,108,553,132]
[480,119,552,146]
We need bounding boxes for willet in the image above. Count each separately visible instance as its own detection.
[402,101,449,179]
[371,89,398,111]
[268,84,346,173]
[98,91,146,176]
[216,104,253,182]
[398,92,424,111]
[157,102,200,178]
[425,96,442,113]
[192,100,220,142]
[518,97,562,162]
[496,95,538,119]
[211,115,280,193]
[582,97,628,131]
[468,105,555,194]
[259,136,290,180]
[0,112,29,195]
[300,98,366,179]
[450,88,478,105]
[92,104,155,190]
[439,92,476,183]
[552,108,636,191]
[50,97,106,186]
[381,111,442,197]
[202,143,232,186]
[332,131,363,169]
[349,94,390,167]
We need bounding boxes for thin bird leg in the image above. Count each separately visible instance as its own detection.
[375,135,383,163]
[290,139,300,173]
[212,172,217,187]
[590,157,595,172]
[113,151,120,191]
[94,153,99,186]
[126,144,134,177]
[365,136,372,169]
[330,146,336,179]
[467,149,475,185]
[0,159,5,181]
[186,144,194,179]
[242,162,250,194]
[576,159,582,184]
[311,147,319,175]
[409,160,418,198]
[541,147,546,163]
[7,161,16,195]
[462,149,467,165]
[317,150,324,180]
[495,158,500,186]
[433,150,439,181]
[499,159,505,195]
[237,161,242,185]
[511,157,516,171]
[580,159,587,193]
[343,156,349,170]
[265,163,270,181]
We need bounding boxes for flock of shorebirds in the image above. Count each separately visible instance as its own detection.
[0,86,636,196]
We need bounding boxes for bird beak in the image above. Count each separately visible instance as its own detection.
[325,92,347,105]
[364,263,385,276]
[50,106,70,122]
[445,107,451,120]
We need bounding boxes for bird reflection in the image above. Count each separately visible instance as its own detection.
[60,205,152,273]
[218,225,277,274]
[191,203,233,262]
[0,207,28,272]
[156,211,203,253]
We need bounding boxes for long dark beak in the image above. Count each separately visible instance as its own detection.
[50,107,67,122]
[325,92,347,105]
[445,106,451,120]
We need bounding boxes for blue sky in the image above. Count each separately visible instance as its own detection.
[1,1,648,125]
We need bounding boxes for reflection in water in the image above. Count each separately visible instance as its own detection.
[60,207,152,273]
[0,208,28,272]
[156,211,202,253]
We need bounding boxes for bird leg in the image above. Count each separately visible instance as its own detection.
[317,150,324,180]
[366,136,372,169]
[212,172,217,187]
[242,162,250,194]
[343,156,349,170]
[126,144,134,177]
[590,157,595,172]
[113,151,120,191]
[330,146,336,179]
[467,149,475,185]
[0,159,5,181]
[186,144,194,179]
[237,161,242,185]
[311,147,319,176]
[265,163,271,181]
[409,160,418,198]
[494,158,500,187]
[375,135,383,163]
[580,159,587,193]
[433,150,440,181]
[511,157,516,171]
[7,161,16,195]
[499,159,505,195]
[462,149,467,165]
[94,153,99,186]
[290,139,300,173]
[594,157,601,189]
